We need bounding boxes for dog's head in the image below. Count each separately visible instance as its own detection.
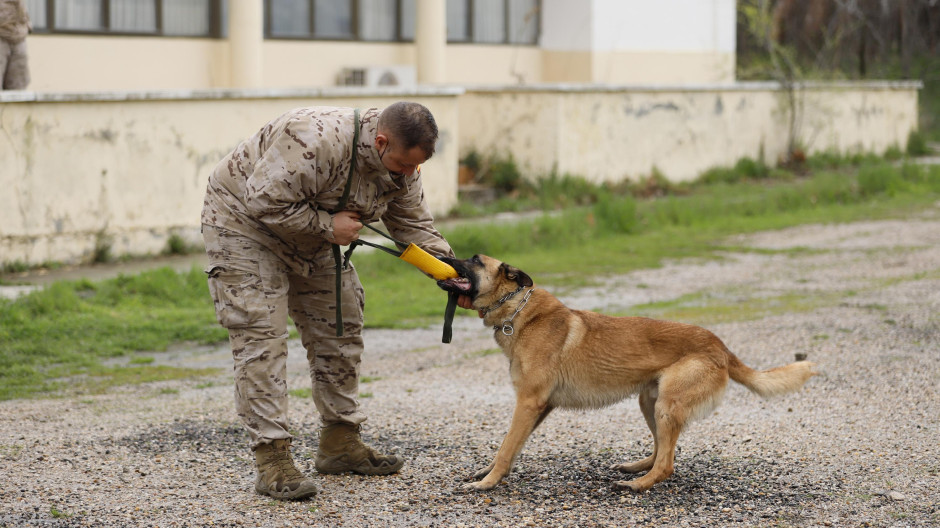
[437,254,533,309]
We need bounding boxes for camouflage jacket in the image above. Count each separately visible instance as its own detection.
[0,0,30,43]
[201,106,454,277]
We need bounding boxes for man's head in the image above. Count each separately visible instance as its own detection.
[376,102,438,177]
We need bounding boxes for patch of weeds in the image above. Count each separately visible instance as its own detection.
[128,356,155,365]
[466,348,502,359]
[360,376,382,383]
[359,392,373,398]
[1,260,30,274]
[620,291,839,325]
[289,388,312,399]
[883,144,904,161]
[49,506,70,519]
[906,130,929,156]
[195,381,216,389]
[65,365,220,397]
[164,234,190,255]
[92,230,114,264]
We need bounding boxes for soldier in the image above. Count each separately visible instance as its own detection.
[202,102,470,500]
[0,0,30,90]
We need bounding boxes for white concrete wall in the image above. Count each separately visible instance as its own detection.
[458,82,921,183]
[540,0,736,83]
[0,88,461,267]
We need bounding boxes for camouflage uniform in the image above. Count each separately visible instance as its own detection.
[0,0,30,90]
[201,106,453,449]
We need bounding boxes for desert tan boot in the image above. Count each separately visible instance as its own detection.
[314,423,404,476]
[254,439,318,500]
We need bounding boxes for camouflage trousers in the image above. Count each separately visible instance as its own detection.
[202,225,366,449]
[0,39,29,90]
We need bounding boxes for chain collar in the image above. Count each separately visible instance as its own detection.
[478,285,524,316]
[492,288,534,336]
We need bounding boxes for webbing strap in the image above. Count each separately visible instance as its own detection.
[442,292,458,343]
[331,108,360,337]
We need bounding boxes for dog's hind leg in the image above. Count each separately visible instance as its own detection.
[612,382,658,474]
[464,395,550,491]
[615,358,727,492]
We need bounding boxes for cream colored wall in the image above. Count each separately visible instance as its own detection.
[591,51,735,84]
[0,90,461,266]
[445,45,543,85]
[459,82,920,183]
[25,36,544,90]
[541,50,734,83]
[27,35,232,91]
[261,41,416,88]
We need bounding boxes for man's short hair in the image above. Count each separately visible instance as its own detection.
[378,101,438,158]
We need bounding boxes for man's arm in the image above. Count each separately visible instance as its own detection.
[382,169,454,259]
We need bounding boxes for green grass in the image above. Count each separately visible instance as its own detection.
[2,157,939,400]
[0,266,227,400]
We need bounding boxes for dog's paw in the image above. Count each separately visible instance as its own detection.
[471,464,495,481]
[613,479,651,493]
[610,459,653,474]
[461,480,498,492]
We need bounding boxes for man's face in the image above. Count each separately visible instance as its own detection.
[377,134,428,177]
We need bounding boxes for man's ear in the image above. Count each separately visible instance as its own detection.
[502,263,534,288]
[375,132,389,151]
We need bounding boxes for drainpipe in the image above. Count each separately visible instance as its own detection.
[415,0,446,84]
[229,0,264,89]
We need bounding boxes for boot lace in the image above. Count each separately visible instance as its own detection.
[271,450,304,481]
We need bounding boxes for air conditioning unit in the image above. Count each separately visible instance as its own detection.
[338,66,416,88]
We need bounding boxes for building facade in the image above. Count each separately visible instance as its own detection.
[21,0,736,91]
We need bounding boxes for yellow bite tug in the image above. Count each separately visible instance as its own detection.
[398,243,459,280]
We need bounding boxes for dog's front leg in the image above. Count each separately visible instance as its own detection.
[464,396,548,491]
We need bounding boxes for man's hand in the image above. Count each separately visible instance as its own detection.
[457,295,472,309]
[331,211,362,245]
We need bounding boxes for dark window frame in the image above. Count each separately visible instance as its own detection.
[448,0,539,46]
[28,0,224,38]
[265,0,410,43]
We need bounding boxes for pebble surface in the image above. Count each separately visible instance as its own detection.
[1,207,939,528]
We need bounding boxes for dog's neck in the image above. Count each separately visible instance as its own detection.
[481,287,535,337]
[478,285,525,316]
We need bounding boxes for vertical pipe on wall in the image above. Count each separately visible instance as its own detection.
[415,0,447,84]
[229,0,264,89]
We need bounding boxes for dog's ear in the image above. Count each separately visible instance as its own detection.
[501,263,534,288]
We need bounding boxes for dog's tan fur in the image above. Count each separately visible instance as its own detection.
[438,255,817,492]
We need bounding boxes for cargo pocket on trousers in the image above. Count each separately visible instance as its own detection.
[205,265,270,329]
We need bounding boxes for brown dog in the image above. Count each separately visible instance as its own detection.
[437,254,817,492]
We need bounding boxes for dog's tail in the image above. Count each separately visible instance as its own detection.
[727,351,817,398]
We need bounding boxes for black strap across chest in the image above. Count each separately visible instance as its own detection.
[330,108,360,337]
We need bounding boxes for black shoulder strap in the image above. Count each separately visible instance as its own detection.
[332,108,360,337]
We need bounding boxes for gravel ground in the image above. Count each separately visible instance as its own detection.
[1,207,939,528]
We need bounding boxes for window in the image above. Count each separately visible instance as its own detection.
[507,0,538,44]
[268,0,397,41]
[447,0,539,45]
[359,0,395,41]
[23,0,538,43]
[445,0,468,42]
[24,0,223,37]
[313,0,352,39]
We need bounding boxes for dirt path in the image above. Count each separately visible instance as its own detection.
[1,207,939,527]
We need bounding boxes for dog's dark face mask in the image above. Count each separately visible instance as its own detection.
[436,255,532,305]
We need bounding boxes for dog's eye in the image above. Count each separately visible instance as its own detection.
[471,255,482,264]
